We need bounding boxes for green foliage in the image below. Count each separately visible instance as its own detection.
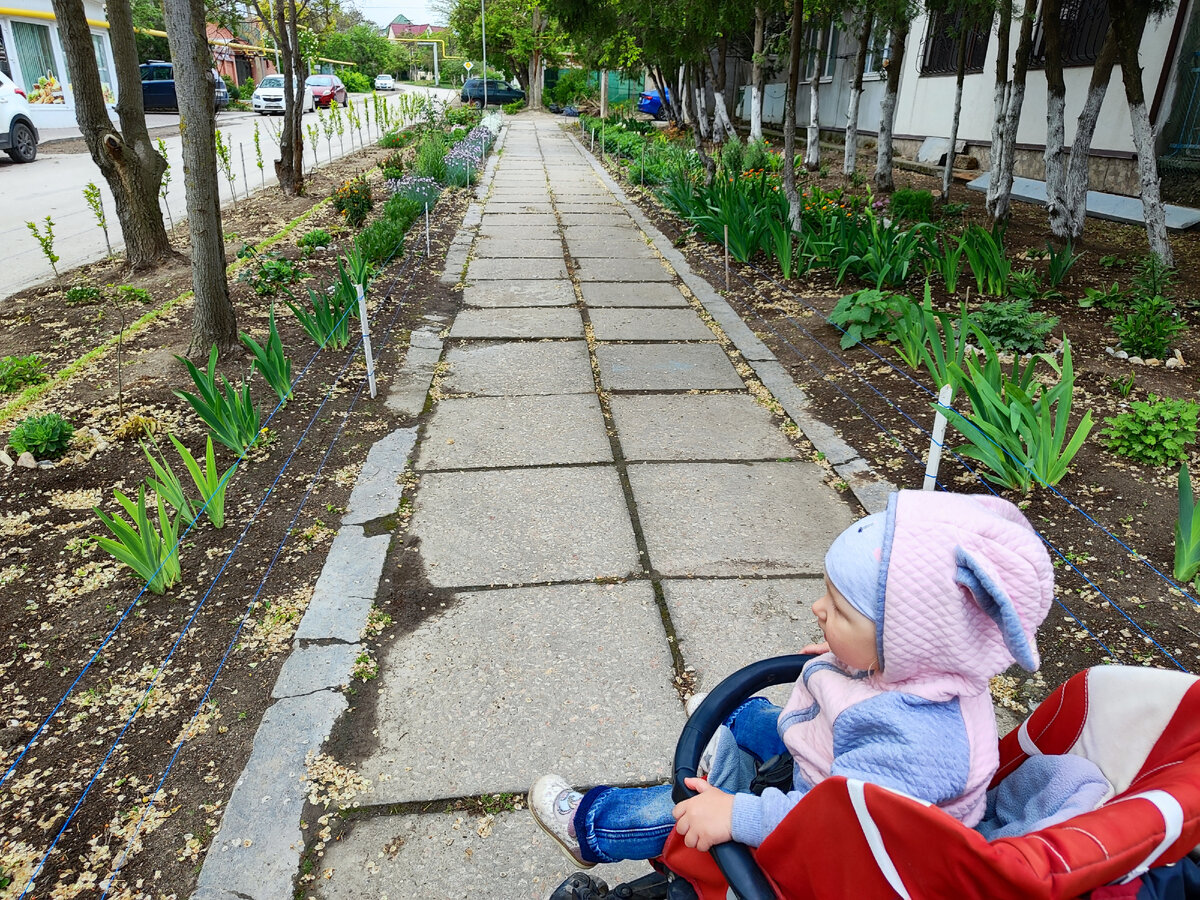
[944,338,1092,491]
[240,306,293,404]
[116,284,153,304]
[743,139,772,174]
[1109,372,1136,398]
[1131,253,1175,300]
[922,234,964,294]
[719,137,745,177]
[7,413,74,459]
[414,130,448,181]
[767,217,798,280]
[287,279,355,350]
[892,284,975,391]
[26,216,59,276]
[214,129,235,193]
[835,215,933,290]
[1110,294,1187,360]
[171,435,230,529]
[547,68,594,106]
[356,215,407,265]
[174,346,262,455]
[889,188,934,223]
[1078,282,1124,310]
[1045,240,1082,287]
[970,299,1059,353]
[379,149,405,180]
[238,253,299,297]
[1176,466,1200,583]
[221,74,239,100]
[502,98,525,114]
[379,129,412,150]
[65,284,102,306]
[0,354,47,393]
[297,228,332,256]
[829,289,911,349]
[1102,395,1199,466]
[142,437,197,527]
[342,70,371,93]
[92,486,180,594]
[960,225,1011,296]
[332,176,374,228]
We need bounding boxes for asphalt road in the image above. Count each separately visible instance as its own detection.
[0,85,458,301]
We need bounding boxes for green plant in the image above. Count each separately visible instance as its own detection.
[379,149,405,180]
[157,137,174,231]
[1109,372,1136,398]
[332,176,373,227]
[83,181,112,256]
[922,234,964,294]
[829,288,912,349]
[170,434,231,529]
[960,224,1010,296]
[342,69,371,93]
[298,228,332,258]
[65,284,102,306]
[502,98,525,114]
[26,216,59,276]
[8,413,74,459]
[1100,254,1127,268]
[115,285,152,304]
[1045,240,1082,287]
[356,214,407,265]
[970,299,1059,353]
[286,283,354,350]
[767,217,797,279]
[142,438,197,527]
[889,283,974,390]
[414,130,448,181]
[92,486,181,594]
[253,120,265,188]
[0,354,47,392]
[1079,282,1123,310]
[720,137,745,177]
[1131,254,1175,300]
[889,188,934,223]
[221,73,239,100]
[214,129,236,199]
[743,139,771,174]
[837,216,932,290]
[1175,466,1200,583]
[240,306,293,404]
[238,253,299,296]
[1111,294,1187,360]
[1102,394,1199,466]
[944,338,1093,491]
[174,346,263,455]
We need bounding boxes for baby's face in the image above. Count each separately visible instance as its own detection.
[812,575,878,672]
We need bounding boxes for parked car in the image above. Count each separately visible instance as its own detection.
[460,77,524,108]
[637,86,670,119]
[0,71,38,163]
[251,74,315,115]
[305,74,347,108]
[374,74,395,91]
[140,61,229,112]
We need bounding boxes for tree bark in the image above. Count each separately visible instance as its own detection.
[783,0,805,228]
[653,63,682,124]
[50,0,172,270]
[163,0,237,353]
[599,68,609,118]
[874,21,908,192]
[709,36,735,143]
[750,4,766,141]
[844,10,873,176]
[805,27,825,171]
[692,63,712,140]
[1109,0,1171,263]
[527,8,544,110]
[987,0,1036,223]
[941,30,969,202]
[678,64,694,126]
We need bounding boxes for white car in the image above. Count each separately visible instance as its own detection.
[374,74,395,91]
[251,74,316,115]
[0,71,38,163]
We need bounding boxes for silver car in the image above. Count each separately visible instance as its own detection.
[251,74,315,115]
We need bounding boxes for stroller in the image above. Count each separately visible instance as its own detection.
[550,655,1200,899]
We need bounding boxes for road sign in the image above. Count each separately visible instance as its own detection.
[463,61,473,71]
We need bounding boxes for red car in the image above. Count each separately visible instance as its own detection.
[305,74,347,108]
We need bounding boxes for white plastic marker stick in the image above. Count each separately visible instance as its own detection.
[923,384,954,490]
[240,145,250,201]
[425,203,431,255]
[357,284,376,398]
[724,225,730,290]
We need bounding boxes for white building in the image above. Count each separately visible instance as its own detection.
[0,0,116,130]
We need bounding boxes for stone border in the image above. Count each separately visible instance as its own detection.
[440,122,510,285]
[570,133,897,516]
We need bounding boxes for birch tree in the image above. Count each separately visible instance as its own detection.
[986,0,1036,223]
[844,7,876,176]
[803,6,837,171]
[751,5,768,139]
[783,0,806,227]
[874,14,911,191]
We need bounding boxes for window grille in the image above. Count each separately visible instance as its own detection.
[920,9,991,76]
[1030,0,1111,68]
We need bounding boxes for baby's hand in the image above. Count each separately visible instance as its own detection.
[800,641,830,656]
[672,778,734,851]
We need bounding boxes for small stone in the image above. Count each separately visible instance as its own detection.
[1129,356,1144,365]
[1166,357,1181,368]
[0,450,12,468]
[1146,358,1162,366]
[1115,350,1129,359]
[16,452,36,469]
[1104,346,1115,355]
[1175,349,1186,367]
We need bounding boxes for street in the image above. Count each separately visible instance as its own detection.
[0,85,457,301]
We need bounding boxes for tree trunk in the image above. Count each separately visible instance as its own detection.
[783,0,805,228]
[805,28,825,170]
[874,22,908,192]
[941,31,968,202]
[1109,0,1171,263]
[163,0,236,353]
[751,4,766,141]
[844,10,873,176]
[692,63,712,140]
[679,64,694,126]
[528,8,544,110]
[987,0,1035,223]
[50,0,171,270]
[1043,0,1069,227]
[275,0,305,195]
[600,68,609,118]
[654,63,682,124]
[709,36,735,143]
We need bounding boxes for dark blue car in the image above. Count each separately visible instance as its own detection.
[637,86,670,119]
[140,61,229,112]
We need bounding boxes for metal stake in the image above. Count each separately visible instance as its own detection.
[357,284,376,399]
[923,384,954,490]
[240,145,250,201]
[724,224,730,290]
[641,142,646,184]
[425,203,431,256]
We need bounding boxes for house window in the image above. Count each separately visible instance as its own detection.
[862,22,891,75]
[804,24,840,81]
[1030,0,1111,68]
[920,8,991,76]
[92,33,115,103]
[10,20,64,102]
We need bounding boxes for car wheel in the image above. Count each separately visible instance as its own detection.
[6,122,37,163]
[475,99,485,109]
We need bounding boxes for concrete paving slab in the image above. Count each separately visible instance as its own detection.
[358,582,680,801]
[467,257,569,281]
[580,282,688,308]
[561,225,644,243]
[611,394,796,461]
[294,529,391,644]
[568,239,657,259]
[664,577,825,701]
[556,202,623,214]
[385,347,441,419]
[596,343,744,391]
[481,213,560,228]
[449,308,583,339]
[485,202,555,215]
[343,428,417,525]
[575,257,673,282]
[560,213,631,228]
[271,643,362,699]
[311,809,651,900]
[441,342,595,396]
[627,462,857,577]
[408,467,639,587]
[462,280,576,308]
[477,225,561,242]
[416,394,611,470]
[472,238,565,258]
[590,308,716,342]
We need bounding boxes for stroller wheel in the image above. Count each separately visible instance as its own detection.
[549,871,610,899]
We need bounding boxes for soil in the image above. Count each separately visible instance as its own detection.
[0,143,468,897]
[604,147,1200,710]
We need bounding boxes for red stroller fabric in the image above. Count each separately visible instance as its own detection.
[661,666,1200,899]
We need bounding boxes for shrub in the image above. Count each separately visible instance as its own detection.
[889,188,934,223]
[0,354,47,392]
[414,131,448,181]
[242,77,255,97]
[237,253,299,296]
[1102,395,1199,466]
[115,284,153,304]
[502,99,525,115]
[8,413,74,460]
[547,68,595,106]
[379,149,405,180]
[222,74,239,101]
[332,176,373,227]
[65,284,102,306]
[1111,294,1187,360]
[342,70,371,93]
[743,139,772,174]
[297,228,332,256]
[720,137,745,177]
[379,129,411,149]
[970,299,1059,353]
[356,215,407,264]
[829,289,912,349]
[389,173,441,208]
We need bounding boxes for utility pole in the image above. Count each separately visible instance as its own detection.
[481,0,487,107]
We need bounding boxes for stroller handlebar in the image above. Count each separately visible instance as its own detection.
[672,654,814,900]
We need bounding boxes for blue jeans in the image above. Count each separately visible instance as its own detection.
[574,698,786,864]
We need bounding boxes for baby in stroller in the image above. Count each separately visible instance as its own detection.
[530,490,1054,867]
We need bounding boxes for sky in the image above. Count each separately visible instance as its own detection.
[354,1,446,29]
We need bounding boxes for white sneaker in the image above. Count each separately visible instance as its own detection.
[529,774,595,869]
[684,691,709,718]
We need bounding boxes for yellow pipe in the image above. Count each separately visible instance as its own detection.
[391,36,465,60]
[0,7,108,28]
